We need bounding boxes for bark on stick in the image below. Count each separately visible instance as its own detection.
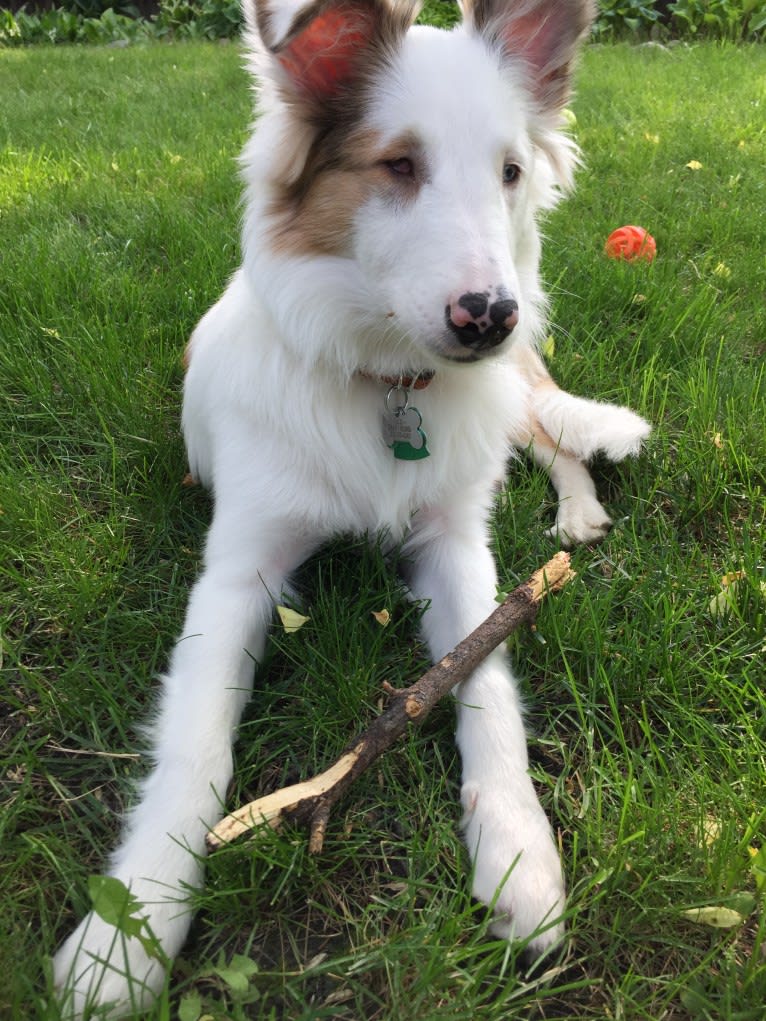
[207,551,574,853]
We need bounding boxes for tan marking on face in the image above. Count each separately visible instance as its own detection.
[268,126,423,257]
[270,167,374,256]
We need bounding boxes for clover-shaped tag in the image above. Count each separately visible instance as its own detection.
[382,404,430,461]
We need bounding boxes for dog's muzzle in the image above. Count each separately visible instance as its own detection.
[445,290,519,353]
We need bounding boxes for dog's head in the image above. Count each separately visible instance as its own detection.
[242,0,594,372]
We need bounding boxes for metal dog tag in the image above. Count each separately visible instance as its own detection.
[382,385,429,461]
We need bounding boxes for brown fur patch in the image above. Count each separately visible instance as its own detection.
[510,343,557,389]
[528,414,561,454]
[508,344,584,457]
[257,0,425,257]
[270,164,373,256]
[268,127,423,257]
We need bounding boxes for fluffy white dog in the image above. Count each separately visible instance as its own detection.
[55,0,649,1014]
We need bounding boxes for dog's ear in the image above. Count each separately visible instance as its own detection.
[250,0,421,102]
[461,0,595,112]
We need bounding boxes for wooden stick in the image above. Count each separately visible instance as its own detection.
[207,551,574,853]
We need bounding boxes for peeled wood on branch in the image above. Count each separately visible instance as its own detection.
[207,551,574,855]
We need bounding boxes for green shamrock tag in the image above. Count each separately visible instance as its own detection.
[382,388,430,461]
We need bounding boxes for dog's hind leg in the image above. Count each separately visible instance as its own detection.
[54,507,316,1018]
[403,504,566,958]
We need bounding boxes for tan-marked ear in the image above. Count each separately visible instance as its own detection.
[254,0,421,101]
[461,0,595,111]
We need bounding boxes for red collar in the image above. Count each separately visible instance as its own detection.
[358,370,435,391]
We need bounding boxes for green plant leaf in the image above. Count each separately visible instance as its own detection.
[229,954,259,977]
[213,954,259,994]
[726,891,756,916]
[178,991,203,1021]
[749,846,766,893]
[88,875,145,938]
[87,875,169,965]
[213,966,249,993]
[680,982,716,1016]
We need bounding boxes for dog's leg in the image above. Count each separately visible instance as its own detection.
[404,508,566,958]
[510,348,650,545]
[527,436,614,547]
[531,384,651,466]
[54,509,315,1018]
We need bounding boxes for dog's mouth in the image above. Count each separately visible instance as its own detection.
[435,348,486,365]
[436,342,505,364]
[375,328,514,372]
[429,324,518,365]
[378,291,519,368]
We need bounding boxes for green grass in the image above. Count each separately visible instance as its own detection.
[1,38,765,1021]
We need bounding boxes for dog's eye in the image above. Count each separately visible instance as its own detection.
[386,157,414,178]
[503,162,521,185]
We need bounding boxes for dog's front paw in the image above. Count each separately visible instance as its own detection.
[54,911,164,1019]
[547,492,613,547]
[461,782,566,958]
[534,390,651,464]
[588,404,651,463]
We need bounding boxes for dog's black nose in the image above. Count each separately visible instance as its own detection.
[446,291,519,351]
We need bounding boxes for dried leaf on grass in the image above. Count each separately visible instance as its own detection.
[276,606,310,633]
[681,905,746,929]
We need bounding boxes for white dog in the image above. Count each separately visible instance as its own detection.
[54,0,649,1014]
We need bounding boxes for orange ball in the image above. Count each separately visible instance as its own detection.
[604,225,656,262]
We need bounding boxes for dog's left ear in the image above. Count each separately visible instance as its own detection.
[461,0,595,112]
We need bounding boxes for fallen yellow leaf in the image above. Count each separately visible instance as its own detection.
[276,606,310,634]
[701,816,722,847]
[541,334,556,360]
[371,609,391,627]
[685,160,703,171]
[709,570,748,618]
[681,906,745,929]
[709,589,736,619]
[721,570,746,588]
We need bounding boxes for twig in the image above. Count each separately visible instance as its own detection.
[207,551,574,853]
[46,742,141,761]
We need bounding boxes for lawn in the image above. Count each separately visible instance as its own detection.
[1,37,765,1021]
